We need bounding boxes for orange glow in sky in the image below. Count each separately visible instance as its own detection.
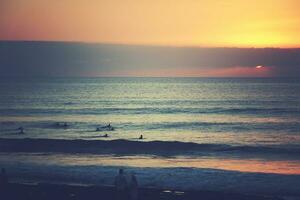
[99,66,272,77]
[1,0,300,47]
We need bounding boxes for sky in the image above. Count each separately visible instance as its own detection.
[1,0,300,47]
[0,0,300,77]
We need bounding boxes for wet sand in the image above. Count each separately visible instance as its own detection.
[1,183,282,200]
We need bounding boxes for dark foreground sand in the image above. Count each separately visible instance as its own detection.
[0,183,283,200]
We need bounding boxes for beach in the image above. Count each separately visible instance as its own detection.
[1,182,283,200]
[0,138,299,199]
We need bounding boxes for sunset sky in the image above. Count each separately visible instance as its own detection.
[1,0,300,47]
[0,0,300,77]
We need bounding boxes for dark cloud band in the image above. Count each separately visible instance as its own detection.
[1,41,299,77]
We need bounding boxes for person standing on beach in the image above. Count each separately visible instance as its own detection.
[114,169,128,200]
[0,168,9,198]
[0,168,8,186]
[128,173,138,200]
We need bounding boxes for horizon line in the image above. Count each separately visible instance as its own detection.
[1,39,300,50]
[1,76,299,79]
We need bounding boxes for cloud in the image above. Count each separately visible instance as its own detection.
[0,41,299,77]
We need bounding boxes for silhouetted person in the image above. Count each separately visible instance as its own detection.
[139,135,143,140]
[114,169,128,200]
[129,173,138,200]
[104,134,108,137]
[0,168,8,188]
[0,168,9,198]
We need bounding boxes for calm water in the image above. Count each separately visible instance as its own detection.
[1,77,300,145]
[0,77,300,196]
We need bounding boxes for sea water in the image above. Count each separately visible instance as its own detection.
[0,77,299,197]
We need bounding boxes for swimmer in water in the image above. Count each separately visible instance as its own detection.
[18,126,24,134]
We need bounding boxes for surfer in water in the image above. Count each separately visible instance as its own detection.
[139,135,143,140]
[18,126,24,134]
[101,123,114,131]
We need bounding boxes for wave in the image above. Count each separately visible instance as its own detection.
[0,107,300,116]
[145,121,300,132]
[1,120,300,137]
[0,138,299,157]
[9,120,298,132]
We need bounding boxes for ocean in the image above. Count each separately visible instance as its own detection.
[0,77,299,197]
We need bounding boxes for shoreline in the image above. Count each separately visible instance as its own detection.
[1,138,299,199]
[1,182,283,200]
